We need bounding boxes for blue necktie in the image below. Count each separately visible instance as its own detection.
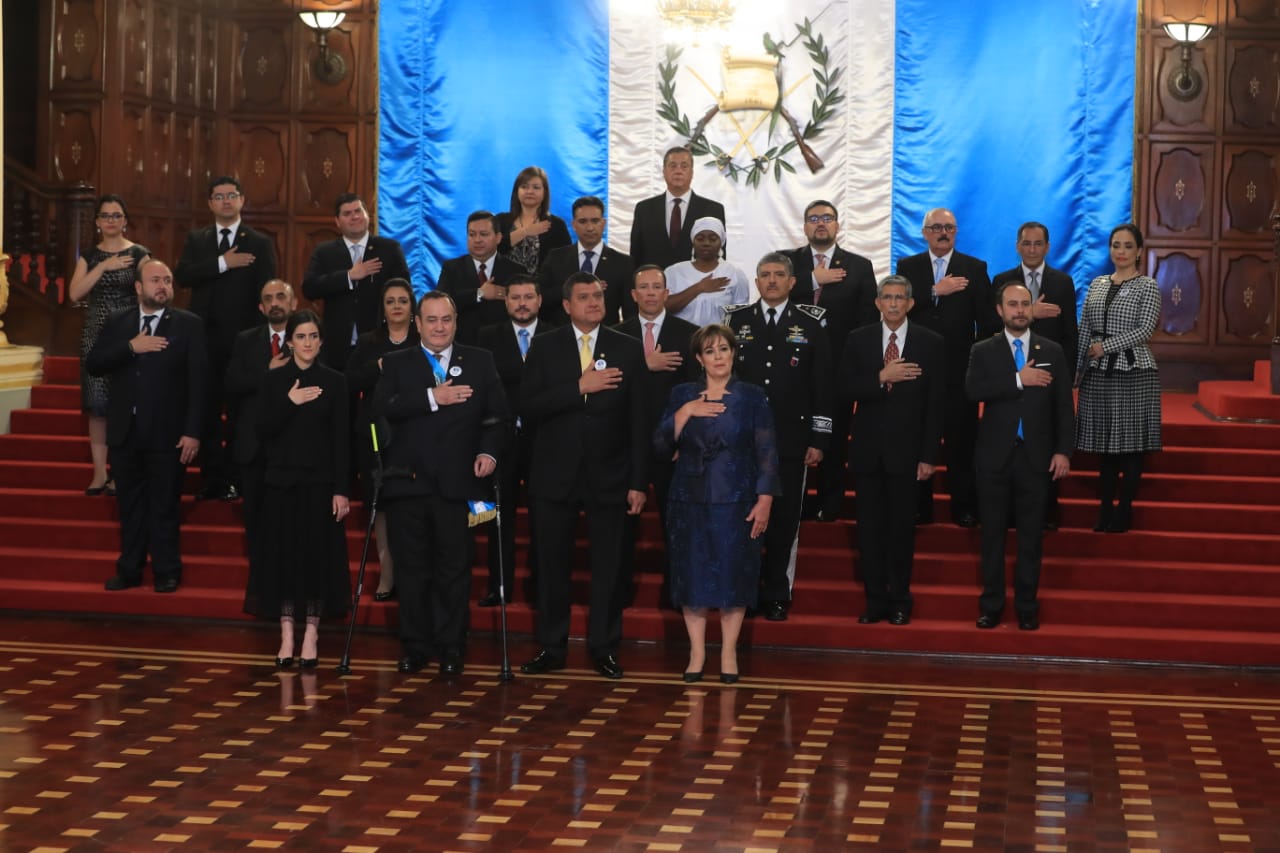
[423,349,447,384]
[1013,339,1025,439]
[933,257,946,306]
[517,327,530,359]
[580,249,595,274]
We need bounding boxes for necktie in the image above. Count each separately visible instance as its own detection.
[933,256,945,306]
[271,332,282,356]
[669,198,682,247]
[643,321,656,355]
[517,327,530,359]
[579,334,593,374]
[141,315,155,335]
[1013,339,1026,439]
[218,228,231,253]
[581,249,595,274]
[477,261,487,285]
[884,331,899,390]
[766,306,777,328]
[424,350,447,384]
[350,243,363,267]
[814,254,827,304]
[1028,269,1040,301]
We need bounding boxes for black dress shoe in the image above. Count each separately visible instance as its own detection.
[976,613,1002,629]
[857,612,885,624]
[888,611,911,626]
[153,577,180,594]
[720,672,740,684]
[397,655,429,674]
[593,655,624,680]
[520,650,565,675]
[1018,616,1040,631]
[221,484,240,502]
[196,484,222,501]
[439,653,463,677]
[682,670,703,683]
[478,592,508,607]
[104,575,142,591]
[763,601,789,622]
[373,588,396,602]
[275,657,294,668]
[954,513,979,528]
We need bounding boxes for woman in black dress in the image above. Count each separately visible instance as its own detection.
[245,310,351,667]
[495,165,571,274]
[345,279,420,600]
[68,194,150,495]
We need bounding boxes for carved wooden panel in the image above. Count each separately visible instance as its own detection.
[295,125,355,216]
[192,118,218,208]
[53,0,101,86]
[147,109,174,206]
[118,104,147,202]
[298,23,358,111]
[1223,147,1278,237]
[1152,249,1209,342]
[252,223,285,283]
[1159,0,1211,20]
[50,105,99,185]
[172,114,196,206]
[1152,39,1213,131]
[293,223,343,300]
[121,0,148,97]
[233,124,289,211]
[1228,0,1280,27]
[152,3,176,103]
[199,15,218,108]
[235,25,290,112]
[1219,252,1277,342]
[1149,143,1213,238]
[175,8,200,106]
[1226,42,1280,131]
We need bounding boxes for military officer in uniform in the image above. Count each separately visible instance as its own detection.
[723,252,832,621]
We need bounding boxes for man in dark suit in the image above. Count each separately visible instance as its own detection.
[784,199,878,522]
[224,279,296,570]
[175,175,277,501]
[301,193,410,370]
[476,275,555,608]
[614,264,699,597]
[435,211,521,344]
[376,291,509,677]
[539,196,636,326]
[725,253,832,621]
[840,275,944,625]
[86,259,206,594]
[966,282,1074,631]
[897,207,994,527]
[991,222,1078,529]
[519,273,649,680]
[628,146,727,269]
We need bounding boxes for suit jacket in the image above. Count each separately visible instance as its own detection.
[374,344,510,501]
[785,245,878,367]
[966,332,1074,472]
[991,265,1078,369]
[301,235,410,353]
[224,324,279,465]
[628,191,726,270]
[174,223,277,349]
[476,320,557,426]
[435,253,523,344]
[538,243,636,326]
[521,324,649,502]
[898,250,994,370]
[85,306,207,450]
[614,313,699,450]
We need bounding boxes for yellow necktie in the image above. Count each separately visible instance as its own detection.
[579,334,592,373]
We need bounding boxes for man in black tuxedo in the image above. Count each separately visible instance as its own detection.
[840,275,944,625]
[784,200,878,522]
[86,259,206,594]
[224,279,296,570]
[301,193,410,370]
[175,175,277,501]
[435,211,521,344]
[539,196,636,326]
[614,264,698,596]
[897,207,994,527]
[519,273,649,680]
[628,146,727,269]
[966,282,1073,631]
[476,275,555,607]
[991,222,1078,529]
[376,291,509,677]
[724,253,832,622]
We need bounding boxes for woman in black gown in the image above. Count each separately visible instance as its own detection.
[656,324,780,684]
[245,310,351,667]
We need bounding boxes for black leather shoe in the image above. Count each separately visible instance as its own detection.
[1018,616,1040,631]
[397,655,429,674]
[520,650,565,675]
[763,601,789,622]
[814,509,839,523]
[720,672,740,684]
[275,657,294,668]
[478,592,508,607]
[299,657,318,669]
[976,613,1001,629]
[439,653,463,677]
[682,671,703,683]
[153,577,180,594]
[857,612,884,624]
[104,575,141,591]
[373,588,396,602]
[221,484,240,502]
[954,513,979,528]
[593,655,624,680]
[888,611,911,626]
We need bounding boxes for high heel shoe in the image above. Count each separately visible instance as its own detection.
[373,587,396,602]
[719,672,740,684]
[682,670,703,683]
[85,483,106,496]
[275,656,294,668]
[299,658,319,669]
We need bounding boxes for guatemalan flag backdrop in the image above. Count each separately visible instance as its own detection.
[379,0,1136,305]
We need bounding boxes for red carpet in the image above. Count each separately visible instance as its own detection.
[3,356,1280,666]
[1198,359,1280,421]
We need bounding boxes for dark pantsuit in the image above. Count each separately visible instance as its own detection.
[110,436,186,583]
[386,495,473,659]
[855,468,919,616]
[977,442,1047,618]
[762,459,807,602]
[239,463,266,567]
[533,497,625,659]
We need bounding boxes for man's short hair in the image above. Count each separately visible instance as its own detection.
[572,196,605,216]
[755,251,794,278]
[467,210,500,233]
[135,257,168,284]
[662,146,693,166]
[1017,221,1050,243]
[333,192,365,216]
[632,263,666,286]
[803,199,838,219]
[418,290,457,315]
[259,278,294,299]
[996,280,1033,303]
[561,271,602,301]
[208,175,243,196]
[921,207,953,228]
[876,274,913,299]
[506,273,538,290]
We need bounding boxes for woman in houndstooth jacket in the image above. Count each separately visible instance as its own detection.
[1074,224,1162,533]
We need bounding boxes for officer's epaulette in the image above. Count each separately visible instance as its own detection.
[722,303,752,315]
[794,303,827,321]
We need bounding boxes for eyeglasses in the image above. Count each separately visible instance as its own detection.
[806,214,836,224]
[211,192,241,202]
[96,212,125,221]
[924,223,957,234]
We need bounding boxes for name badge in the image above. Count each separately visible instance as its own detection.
[594,358,607,371]
[448,365,462,377]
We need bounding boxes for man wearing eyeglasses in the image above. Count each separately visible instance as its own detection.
[176,175,278,502]
[897,207,992,528]
[783,200,877,523]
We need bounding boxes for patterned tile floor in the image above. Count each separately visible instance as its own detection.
[1,614,1279,851]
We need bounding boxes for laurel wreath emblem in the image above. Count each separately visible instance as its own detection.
[657,18,844,186]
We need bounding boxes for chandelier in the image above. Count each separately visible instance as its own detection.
[656,0,736,33]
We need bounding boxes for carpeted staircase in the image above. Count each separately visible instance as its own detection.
[3,356,1280,666]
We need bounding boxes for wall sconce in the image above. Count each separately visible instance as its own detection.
[1162,22,1212,101]
[299,11,347,84]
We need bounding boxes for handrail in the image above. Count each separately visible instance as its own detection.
[4,155,96,302]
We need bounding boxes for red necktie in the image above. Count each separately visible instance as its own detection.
[884,331,899,391]
[271,333,282,357]
[669,198,682,247]
[477,261,487,285]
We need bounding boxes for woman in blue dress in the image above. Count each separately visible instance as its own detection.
[656,324,780,684]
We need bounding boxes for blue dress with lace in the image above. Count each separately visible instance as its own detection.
[656,379,781,609]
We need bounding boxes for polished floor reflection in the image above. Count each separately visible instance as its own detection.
[2,614,1279,852]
